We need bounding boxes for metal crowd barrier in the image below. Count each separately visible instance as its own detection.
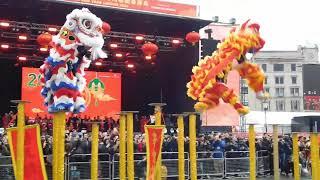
[0,156,14,179]
[0,151,272,179]
[197,151,224,178]
[112,152,189,179]
[225,151,250,177]
[256,150,271,175]
[67,153,111,180]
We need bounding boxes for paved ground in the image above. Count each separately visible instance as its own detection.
[201,176,311,180]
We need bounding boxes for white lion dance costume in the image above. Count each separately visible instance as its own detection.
[38,8,110,113]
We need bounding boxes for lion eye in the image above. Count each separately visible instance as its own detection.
[62,31,68,36]
[82,19,92,29]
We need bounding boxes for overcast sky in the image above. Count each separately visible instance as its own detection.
[199,0,320,51]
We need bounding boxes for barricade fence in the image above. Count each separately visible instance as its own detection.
[0,151,271,179]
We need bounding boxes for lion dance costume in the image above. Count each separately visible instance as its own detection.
[187,20,266,115]
[38,8,110,113]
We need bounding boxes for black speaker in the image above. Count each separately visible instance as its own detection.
[200,39,219,59]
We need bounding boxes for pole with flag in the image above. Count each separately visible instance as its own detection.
[145,125,165,180]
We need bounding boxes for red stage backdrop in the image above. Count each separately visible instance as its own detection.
[21,67,121,119]
[200,24,240,127]
[52,0,198,17]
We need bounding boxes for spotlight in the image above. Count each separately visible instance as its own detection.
[115,53,123,58]
[1,44,9,49]
[40,47,48,52]
[110,43,118,48]
[172,39,181,45]
[18,35,28,41]
[18,56,27,61]
[145,55,152,60]
[95,61,102,66]
[135,35,144,41]
[48,27,58,32]
[0,22,10,27]
[127,63,134,68]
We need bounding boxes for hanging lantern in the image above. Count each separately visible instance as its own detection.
[102,22,111,34]
[37,33,52,46]
[186,31,200,45]
[141,42,159,56]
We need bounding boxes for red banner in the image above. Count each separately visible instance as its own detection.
[55,0,198,17]
[21,67,121,119]
[7,125,47,180]
[145,125,165,180]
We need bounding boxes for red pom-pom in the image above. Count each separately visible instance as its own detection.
[102,22,111,34]
[37,33,52,46]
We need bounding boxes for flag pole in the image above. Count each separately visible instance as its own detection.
[149,103,166,180]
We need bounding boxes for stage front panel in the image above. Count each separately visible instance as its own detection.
[21,67,121,119]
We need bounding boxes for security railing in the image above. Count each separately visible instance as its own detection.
[197,151,224,178]
[225,151,250,177]
[67,153,111,180]
[0,151,271,179]
[0,155,14,179]
[256,150,271,175]
[112,152,189,179]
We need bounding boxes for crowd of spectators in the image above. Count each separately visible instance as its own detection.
[0,111,312,178]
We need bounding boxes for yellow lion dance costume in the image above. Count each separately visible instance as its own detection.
[187,20,266,115]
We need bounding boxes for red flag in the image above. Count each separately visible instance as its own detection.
[7,125,48,180]
[145,125,165,180]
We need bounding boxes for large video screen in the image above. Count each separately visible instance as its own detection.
[303,64,320,111]
[21,67,121,119]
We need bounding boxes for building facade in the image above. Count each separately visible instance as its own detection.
[245,45,319,112]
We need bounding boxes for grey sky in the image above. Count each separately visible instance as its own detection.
[199,0,320,51]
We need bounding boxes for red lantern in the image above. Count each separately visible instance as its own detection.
[102,22,111,34]
[141,42,158,56]
[37,33,52,46]
[186,31,200,45]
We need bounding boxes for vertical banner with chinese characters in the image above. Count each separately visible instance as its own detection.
[7,125,47,180]
[145,125,165,180]
[21,67,121,119]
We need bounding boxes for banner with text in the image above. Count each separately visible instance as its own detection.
[21,67,121,119]
[51,0,198,17]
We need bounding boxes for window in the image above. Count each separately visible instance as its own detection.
[291,76,297,84]
[273,64,284,71]
[264,77,268,84]
[291,100,300,111]
[276,100,285,111]
[261,101,270,111]
[291,64,296,71]
[241,94,249,106]
[275,88,284,97]
[241,87,248,94]
[261,64,267,72]
[275,76,284,84]
[265,88,270,93]
[290,88,299,96]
